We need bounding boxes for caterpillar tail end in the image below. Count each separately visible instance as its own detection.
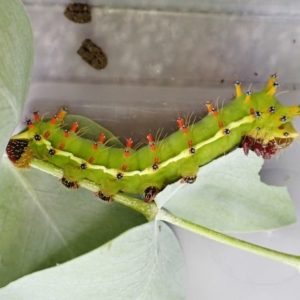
[6,139,33,168]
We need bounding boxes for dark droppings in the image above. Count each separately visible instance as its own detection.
[64,3,92,24]
[77,39,108,70]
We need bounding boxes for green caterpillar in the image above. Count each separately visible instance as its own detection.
[6,75,300,202]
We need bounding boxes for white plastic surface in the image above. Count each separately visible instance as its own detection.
[22,2,300,299]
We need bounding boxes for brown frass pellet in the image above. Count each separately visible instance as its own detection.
[77,39,108,70]
[64,3,92,24]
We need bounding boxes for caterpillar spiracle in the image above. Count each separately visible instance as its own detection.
[6,75,300,202]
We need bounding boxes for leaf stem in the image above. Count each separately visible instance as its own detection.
[113,194,157,221]
[157,208,300,271]
[30,158,157,221]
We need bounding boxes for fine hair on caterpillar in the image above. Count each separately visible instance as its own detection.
[6,75,300,203]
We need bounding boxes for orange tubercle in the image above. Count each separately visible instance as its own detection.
[88,156,95,163]
[59,143,65,150]
[206,101,213,113]
[98,133,105,143]
[70,122,78,133]
[57,107,68,121]
[212,108,218,117]
[177,117,184,128]
[122,164,128,171]
[26,119,34,129]
[147,134,154,143]
[124,149,130,157]
[182,125,188,134]
[126,138,133,148]
[50,115,58,126]
[33,111,40,122]
[218,121,223,128]
[147,134,156,150]
[64,130,69,138]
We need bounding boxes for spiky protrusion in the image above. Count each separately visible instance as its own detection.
[235,81,243,97]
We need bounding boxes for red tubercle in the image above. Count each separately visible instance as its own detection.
[33,111,40,122]
[98,133,105,143]
[44,131,51,138]
[182,125,188,134]
[177,118,188,134]
[154,157,159,164]
[126,138,133,148]
[212,108,218,117]
[59,143,65,150]
[70,122,78,133]
[93,142,98,150]
[122,163,127,171]
[147,134,156,151]
[278,125,285,130]
[218,121,224,128]
[124,149,130,157]
[177,117,184,128]
[50,115,58,126]
[206,101,213,113]
[64,130,69,138]
[88,156,95,163]
[149,142,156,151]
[25,118,34,129]
[250,108,255,115]
[188,140,193,148]
[147,134,154,143]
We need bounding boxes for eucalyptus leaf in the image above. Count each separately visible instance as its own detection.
[156,148,296,232]
[65,114,124,148]
[0,221,186,300]
[0,156,146,287]
[0,0,34,156]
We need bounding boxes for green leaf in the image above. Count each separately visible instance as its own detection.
[0,0,34,156]
[0,221,186,299]
[65,114,124,147]
[156,148,296,232]
[0,156,146,287]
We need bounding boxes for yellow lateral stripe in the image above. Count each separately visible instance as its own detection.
[41,114,255,178]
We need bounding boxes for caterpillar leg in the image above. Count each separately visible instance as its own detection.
[94,191,113,202]
[180,176,197,184]
[143,186,160,203]
[60,177,79,189]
